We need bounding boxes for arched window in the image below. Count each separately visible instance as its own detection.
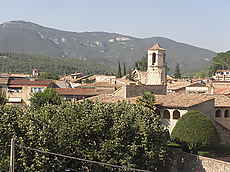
[215,109,222,118]
[152,53,156,65]
[173,110,180,119]
[225,110,230,118]
[163,110,170,119]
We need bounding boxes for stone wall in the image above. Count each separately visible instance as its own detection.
[191,99,215,120]
[170,149,230,172]
[125,85,166,98]
[214,121,230,144]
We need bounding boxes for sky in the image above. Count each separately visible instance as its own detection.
[0,0,229,52]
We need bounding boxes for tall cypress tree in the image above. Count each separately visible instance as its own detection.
[174,63,181,79]
[123,63,126,76]
[117,62,122,78]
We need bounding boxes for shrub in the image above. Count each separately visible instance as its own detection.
[171,110,219,154]
[30,88,63,108]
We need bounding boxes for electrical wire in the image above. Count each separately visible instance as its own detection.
[17,144,153,172]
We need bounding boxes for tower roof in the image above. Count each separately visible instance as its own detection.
[148,43,166,51]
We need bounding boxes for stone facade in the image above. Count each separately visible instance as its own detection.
[157,98,215,132]
[95,75,116,84]
[146,44,166,85]
[115,85,166,98]
[170,149,230,172]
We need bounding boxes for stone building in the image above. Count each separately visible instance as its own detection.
[115,43,167,98]
[7,79,54,105]
[155,94,215,132]
[132,43,166,86]
[213,70,230,81]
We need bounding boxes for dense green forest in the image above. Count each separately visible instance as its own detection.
[209,51,230,75]
[0,52,115,75]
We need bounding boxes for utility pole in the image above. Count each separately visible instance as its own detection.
[9,136,16,172]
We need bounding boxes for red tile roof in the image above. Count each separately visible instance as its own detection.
[0,78,9,85]
[8,79,52,86]
[55,88,98,96]
[88,93,214,108]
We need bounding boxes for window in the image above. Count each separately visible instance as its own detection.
[152,53,156,65]
[173,110,180,119]
[31,87,44,93]
[215,109,222,118]
[163,110,170,119]
[8,87,22,93]
[225,110,230,118]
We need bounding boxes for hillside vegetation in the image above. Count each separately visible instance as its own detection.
[209,51,230,75]
[0,21,216,73]
[0,52,114,75]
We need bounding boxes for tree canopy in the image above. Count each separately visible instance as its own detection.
[30,88,63,108]
[171,110,219,154]
[0,101,170,171]
[174,63,181,79]
[0,52,114,75]
[209,51,230,75]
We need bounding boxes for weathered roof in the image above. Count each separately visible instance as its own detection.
[167,81,193,91]
[155,94,214,108]
[55,88,97,96]
[53,80,71,88]
[148,43,166,51]
[209,95,230,107]
[86,94,137,103]
[8,79,52,86]
[87,93,214,108]
[0,77,9,85]
[81,82,117,88]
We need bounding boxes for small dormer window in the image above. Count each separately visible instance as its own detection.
[152,53,156,65]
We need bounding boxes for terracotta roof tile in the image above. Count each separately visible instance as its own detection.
[209,95,230,107]
[0,78,9,85]
[87,93,214,108]
[55,88,97,96]
[8,79,52,86]
[167,81,193,90]
[155,94,214,108]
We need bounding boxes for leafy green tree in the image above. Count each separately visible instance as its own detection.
[0,101,170,171]
[123,63,126,76]
[171,110,219,154]
[30,88,63,108]
[137,91,155,111]
[135,54,148,71]
[174,63,181,79]
[209,51,230,76]
[117,62,122,78]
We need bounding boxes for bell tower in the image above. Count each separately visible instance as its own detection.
[146,43,166,85]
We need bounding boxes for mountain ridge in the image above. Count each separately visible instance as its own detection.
[0,20,217,73]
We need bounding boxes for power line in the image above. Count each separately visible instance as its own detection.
[17,144,153,172]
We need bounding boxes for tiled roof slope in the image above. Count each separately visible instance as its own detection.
[55,88,97,96]
[8,79,52,86]
[210,95,230,107]
[87,93,214,108]
[0,78,9,85]
[155,94,214,108]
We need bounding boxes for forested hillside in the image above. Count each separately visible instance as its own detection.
[0,21,216,73]
[0,52,114,75]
